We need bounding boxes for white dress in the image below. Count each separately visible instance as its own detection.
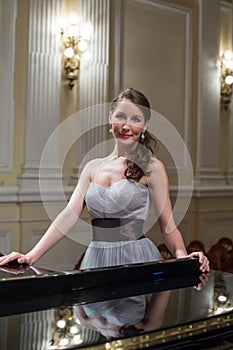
[80,179,162,270]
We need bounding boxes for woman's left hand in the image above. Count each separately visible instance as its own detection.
[187,251,210,272]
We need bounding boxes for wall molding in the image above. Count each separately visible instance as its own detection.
[0,0,17,172]
[1,183,233,204]
[0,185,73,204]
[192,185,233,198]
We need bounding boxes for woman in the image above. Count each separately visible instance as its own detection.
[0,88,209,272]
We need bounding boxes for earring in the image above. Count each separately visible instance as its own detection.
[141,131,145,140]
[109,124,112,133]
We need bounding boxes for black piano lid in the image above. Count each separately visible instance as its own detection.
[0,257,200,295]
[0,258,201,316]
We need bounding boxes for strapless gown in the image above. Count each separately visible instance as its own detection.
[80,179,162,270]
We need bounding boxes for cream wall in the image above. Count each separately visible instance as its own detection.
[122,0,192,182]
[0,0,232,270]
[113,0,233,249]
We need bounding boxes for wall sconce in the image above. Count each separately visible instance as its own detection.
[61,11,93,89]
[220,50,233,110]
[49,307,83,348]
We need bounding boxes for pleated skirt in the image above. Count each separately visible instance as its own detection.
[80,237,163,270]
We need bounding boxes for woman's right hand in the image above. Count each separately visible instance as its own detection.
[0,252,32,266]
[194,272,209,291]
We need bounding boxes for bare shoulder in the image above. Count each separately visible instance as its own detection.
[147,157,168,186]
[83,157,103,170]
[74,157,108,193]
[80,157,109,179]
[148,157,166,174]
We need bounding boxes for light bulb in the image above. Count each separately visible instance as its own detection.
[225,75,233,85]
[56,319,66,329]
[59,338,70,346]
[224,50,233,61]
[73,334,83,345]
[64,47,74,58]
[70,325,79,334]
[68,25,79,37]
[218,295,227,303]
[223,59,233,70]
[77,39,88,52]
[68,11,79,25]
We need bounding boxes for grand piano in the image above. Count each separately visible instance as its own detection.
[0,258,232,349]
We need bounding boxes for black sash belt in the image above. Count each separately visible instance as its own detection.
[91,218,145,242]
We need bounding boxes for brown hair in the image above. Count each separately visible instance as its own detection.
[111,88,157,181]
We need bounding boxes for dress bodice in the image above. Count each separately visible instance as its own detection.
[85,179,150,241]
[85,179,149,220]
[81,179,162,266]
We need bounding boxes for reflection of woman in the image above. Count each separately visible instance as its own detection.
[0,88,209,272]
[73,291,171,339]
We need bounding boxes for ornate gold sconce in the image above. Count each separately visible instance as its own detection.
[220,50,233,110]
[209,272,232,316]
[61,11,93,89]
[49,307,83,348]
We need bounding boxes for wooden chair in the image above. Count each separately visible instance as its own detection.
[217,237,233,273]
[157,244,173,260]
[187,240,205,254]
[74,251,86,270]
[217,237,233,253]
[222,252,233,273]
[206,243,228,271]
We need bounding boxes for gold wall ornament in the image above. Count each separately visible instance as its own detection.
[61,11,93,89]
[49,307,84,348]
[220,50,233,110]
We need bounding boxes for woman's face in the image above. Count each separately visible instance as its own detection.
[109,98,148,144]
